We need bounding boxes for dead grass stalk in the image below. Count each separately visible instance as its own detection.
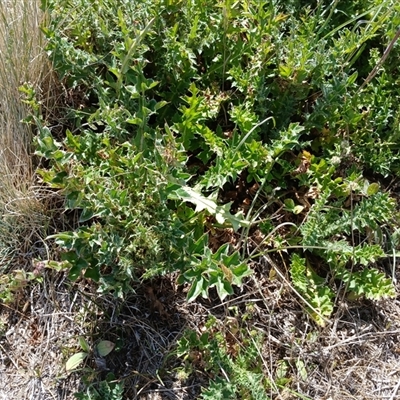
[0,0,56,270]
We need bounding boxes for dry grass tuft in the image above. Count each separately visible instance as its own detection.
[0,2,68,395]
[0,0,57,271]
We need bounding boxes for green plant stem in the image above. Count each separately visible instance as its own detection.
[357,26,400,92]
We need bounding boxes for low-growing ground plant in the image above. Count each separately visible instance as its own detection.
[175,318,271,400]
[74,380,124,400]
[38,0,399,311]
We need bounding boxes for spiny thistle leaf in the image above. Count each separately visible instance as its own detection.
[290,254,334,326]
[171,186,249,231]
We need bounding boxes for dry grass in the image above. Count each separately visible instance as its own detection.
[0,1,68,394]
[2,263,400,400]
[0,273,87,400]
[0,0,57,271]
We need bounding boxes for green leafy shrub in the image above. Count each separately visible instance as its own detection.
[35,0,400,310]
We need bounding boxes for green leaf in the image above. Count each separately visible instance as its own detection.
[347,71,358,85]
[49,232,75,242]
[65,129,81,151]
[84,266,100,282]
[119,17,155,76]
[284,199,295,210]
[231,263,252,285]
[171,186,249,231]
[187,275,206,302]
[293,205,304,214]
[154,100,168,111]
[337,268,395,300]
[36,129,59,158]
[46,260,71,271]
[126,117,143,125]
[78,337,90,352]
[66,191,83,209]
[284,199,304,214]
[68,258,88,281]
[295,359,307,381]
[60,251,78,263]
[366,182,380,196]
[66,352,88,372]
[215,278,233,300]
[279,64,292,78]
[79,208,95,223]
[290,254,334,326]
[96,340,115,357]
